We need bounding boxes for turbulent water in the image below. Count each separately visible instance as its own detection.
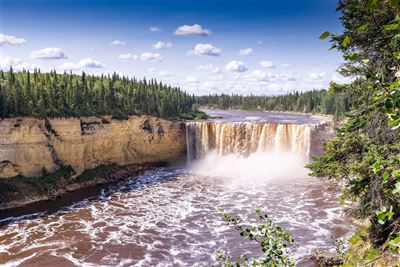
[0,111,350,267]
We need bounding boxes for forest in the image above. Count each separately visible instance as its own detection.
[0,69,198,119]
[196,89,351,115]
[0,69,350,120]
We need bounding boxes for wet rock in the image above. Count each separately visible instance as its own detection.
[312,250,343,266]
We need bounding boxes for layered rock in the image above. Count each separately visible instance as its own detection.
[0,116,186,178]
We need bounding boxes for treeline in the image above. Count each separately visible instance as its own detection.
[0,68,350,120]
[195,89,351,115]
[0,69,197,119]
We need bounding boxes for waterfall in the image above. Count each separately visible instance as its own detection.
[186,122,311,162]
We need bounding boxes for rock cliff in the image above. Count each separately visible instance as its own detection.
[0,116,186,178]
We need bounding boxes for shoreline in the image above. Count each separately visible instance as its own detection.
[0,163,168,213]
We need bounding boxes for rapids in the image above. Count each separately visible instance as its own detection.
[0,110,350,267]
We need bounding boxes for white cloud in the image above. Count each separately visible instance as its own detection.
[0,56,38,71]
[110,40,126,46]
[152,41,173,49]
[260,60,275,68]
[140,52,162,62]
[281,63,291,68]
[188,43,221,56]
[118,53,138,61]
[150,26,161,32]
[309,72,326,80]
[148,68,156,73]
[59,58,105,70]
[30,47,67,60]
[225,60,248,72]
[174,24,211,36]
[0,34,26,45]
[208,74,224,80]
[186,75,199,83]
[246,70,270,81]
[257,40,263,46]
[197,64,221,73]
[159,71,171,76]
[238,48,253,56]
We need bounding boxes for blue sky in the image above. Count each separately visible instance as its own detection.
[1,0,346,95]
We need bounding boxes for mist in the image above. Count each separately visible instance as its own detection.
[188,151,309,183]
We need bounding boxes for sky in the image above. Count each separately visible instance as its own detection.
[0,0,347,95]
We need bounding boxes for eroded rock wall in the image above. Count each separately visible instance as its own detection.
[0,116,186,178]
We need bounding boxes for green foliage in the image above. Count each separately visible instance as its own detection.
[196,89,351,115]
[212,209,294,267]
[310,0,400,260]
[76,164,113,182]
[0,69,197,119]
[29,165,75,192]
[168,110,210,121]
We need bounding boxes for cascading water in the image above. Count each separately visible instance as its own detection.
[186,122,311,162]
[0,111,350,267]
[185,121,313,182]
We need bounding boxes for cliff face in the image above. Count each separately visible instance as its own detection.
[0,116,186,178]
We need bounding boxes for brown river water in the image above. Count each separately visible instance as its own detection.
[0,111,351,266]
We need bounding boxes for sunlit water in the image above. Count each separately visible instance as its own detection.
[0,167,350,267]
[0,111,349,267]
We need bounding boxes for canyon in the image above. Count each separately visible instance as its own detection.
[0,116,186,179]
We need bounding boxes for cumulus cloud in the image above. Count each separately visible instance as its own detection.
[281,63,292,68]
[238,48,253,56]
[245,70,270,81]
[309,72,326,80]
[225,60,248,72]
[174,24,211,36]
[30,47,67,60]
[188,43,221,56]
[0,34,26,45]
[110,40,126,46]
[59,58,105,70]
[186,75,199,83]
[260,60,275,68]
[150,26,161,32]
[197,64,221,73]
[140,52,162,62]
[118,53,138,61]
[152,41,173,49]
[0,56,38,71]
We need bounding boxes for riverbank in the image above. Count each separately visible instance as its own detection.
[0,163,165,211]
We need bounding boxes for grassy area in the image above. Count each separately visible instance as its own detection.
[0,166,75,198]
[75,164,114,182]
[0,164,115,199]
[168,110,210,121]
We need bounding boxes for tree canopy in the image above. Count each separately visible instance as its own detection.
[308,0,400,259]
[0,69,197,119]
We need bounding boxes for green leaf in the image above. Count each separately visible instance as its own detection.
[383,171,390,181]
[383,24,399,31]
[372,161,381,174]
[342,35,350,48]
[392,182,400,194]
[319,31,330,40]
[357,23,369,32]
[367,0,378,9]
[345,53,358,60]
[390,0,400,7]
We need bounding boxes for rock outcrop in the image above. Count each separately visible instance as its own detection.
[0,116,186,178]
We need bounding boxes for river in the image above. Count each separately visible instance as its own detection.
[0,110,351,267]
